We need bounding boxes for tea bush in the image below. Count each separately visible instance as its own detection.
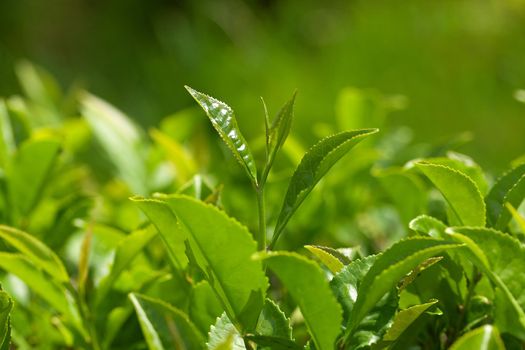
[0,62,524,349]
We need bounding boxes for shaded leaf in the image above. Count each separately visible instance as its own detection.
[271,129,379,247]
[129,293,205,350]
[260,252,342,350]
[415,161,485,226]
[0,225,69,283]
[0,290,13,350]
[449,325,505,350]
[256,299,292,340]
[185,86,257,185]
[347,237,462,334]
[485,163,525,230]
[446,227,525,339]
[190,281,224,336]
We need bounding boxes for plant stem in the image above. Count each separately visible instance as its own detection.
[256,186,266,251]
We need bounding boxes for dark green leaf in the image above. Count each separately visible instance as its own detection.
[0,290,13,350]
[271,129,379,247]
[260,252,342,350]
[415,161,485,226]
[185,86,258,185]
[189,281,224,336]
[347,237,462,334]
[0,225,69,283]
[485,163,525,230]
[449,325,505,350]
[129,293,205,350]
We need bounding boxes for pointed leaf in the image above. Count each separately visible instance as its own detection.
[409,215,447,238]
[207,313,246,350]
[260,252,342,350]
[485,163,525,230]
[449,325,505,350]
[0,225,69,283]
[505,202,525,234]
[265,92,296,176]
[305,245,345,274]
[185,86,257,185]
[272,129,379,247]
[152,195,267,333]
[256,299,293,340]
[129,293,205,350]
[446,227,525,339]
[415,161,485,226]
[348,237,462,333]
[7,137,61,216]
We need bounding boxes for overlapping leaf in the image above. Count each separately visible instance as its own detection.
[129,293,205,350]
[415,161,485,226]
[449,325,504,350]
[260,252,342,350]
[185,86,257,185]
[0,289,13,350]
[485,163,525,230]
[271,129,379,247]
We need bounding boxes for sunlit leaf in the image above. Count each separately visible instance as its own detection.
[449,325,504,350]
[185,86,257,185]
[260,251,342,350]
[305,245,345,274]
[271,129,379,247]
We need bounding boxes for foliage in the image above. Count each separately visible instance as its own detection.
[0,63,524,349]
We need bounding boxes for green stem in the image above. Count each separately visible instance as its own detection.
[256,186,266,251]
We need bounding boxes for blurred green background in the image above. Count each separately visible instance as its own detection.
[0,0,524,171]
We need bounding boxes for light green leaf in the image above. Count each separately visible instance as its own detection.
[380,300,438,346]
[190,281,224,336]
[305,245,345,274]
[271,129,379,247]
[260,251,342,350]
[185,86,257,185]
[347,237,462,333]
[256,299,293,340]
[408,215,447,238]
[415,161,485,226]
[0,225,69,283]
[207,313,245,350]
[151,195,267,333]
[449,325,505,350]
[265,92,296,180]
[0,100,15,166]
[129,293,205,350]
[132,198,189,271]
[485,163,525,230]
[81,92,148,194]
[505,202,525,234]
[0,252,72,316]
[7,137,61,217]
[446,227,525,339]
[0,290,13,350]
[96,226,158,305]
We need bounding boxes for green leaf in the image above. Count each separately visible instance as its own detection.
[189,281,224,336]
[505,202,525,234]
[96,226,158,305]
[132,198,189,271]
[260,251,342,350]
[7,137,61,217]
[185,86,257,185]
[379,299,438,347]
[347,237,462,334]
[415,161,486,226]
[81,92,148,194]
[264,92,296,181]
[0,225,69,283]
[244,335,301,350]
[0,100,16,166]
[305,245,345,273]
[446,227,525,339]
[0,290,13,350]
[485,163,525,230]
[449,325,505,350]
[256,299,292,340]
[271,129,379,247]
[0,252,72,316]
[409,215,447,238]
[146,195,267,333]
[207,313,246,350]
[129,293,206,350]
